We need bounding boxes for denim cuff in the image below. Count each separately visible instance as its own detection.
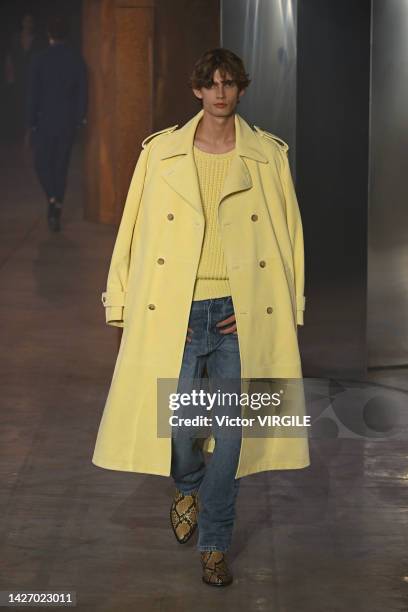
[177,486,200,496]
[198,544,229,553]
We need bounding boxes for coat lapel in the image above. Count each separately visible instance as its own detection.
[160,108,269,218]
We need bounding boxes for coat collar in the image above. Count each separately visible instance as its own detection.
[159,108,269,218]
[160,107,268,163]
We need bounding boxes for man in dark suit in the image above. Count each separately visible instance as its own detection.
[27,15,87,232]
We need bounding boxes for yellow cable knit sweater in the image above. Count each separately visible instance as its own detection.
[192,145,235,301]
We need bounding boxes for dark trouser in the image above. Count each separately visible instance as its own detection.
[32,126,75,203]
[171,296,242,552]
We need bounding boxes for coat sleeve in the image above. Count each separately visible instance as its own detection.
[101,144,149,327]
[278,149,306,326]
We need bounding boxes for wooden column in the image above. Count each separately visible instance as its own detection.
[82,0,219,225]
[82,0,154,225]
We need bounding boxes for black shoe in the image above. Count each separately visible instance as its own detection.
[52,206,61,232]
[200,551,233,586]
[47,204,61,232]
[47,201,56,229]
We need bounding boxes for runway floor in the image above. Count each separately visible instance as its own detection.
[0,138,407,612]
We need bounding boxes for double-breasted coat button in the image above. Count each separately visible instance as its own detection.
[157,257,165,265]
[251,214,258,221]
[267,306,273,314]
[148,303,156,310]
[167,213,174,220]
[259,260,266,267]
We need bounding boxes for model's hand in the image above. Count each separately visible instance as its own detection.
[216,313,238,335]
[186,326,194,343]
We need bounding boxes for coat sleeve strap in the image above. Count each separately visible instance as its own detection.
[101,291,127,327]
[101,290,126,307]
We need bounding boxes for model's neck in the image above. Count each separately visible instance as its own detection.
[195,111,236,149]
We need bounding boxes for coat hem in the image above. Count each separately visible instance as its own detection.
[92,457,171,477]
[92,457,310,478]
[235,459,311,479]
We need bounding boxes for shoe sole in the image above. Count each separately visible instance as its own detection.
[202,575,233,587]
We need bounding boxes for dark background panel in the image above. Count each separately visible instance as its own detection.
[296,0,371,376]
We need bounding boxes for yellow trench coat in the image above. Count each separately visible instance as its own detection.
[92,108,310,478]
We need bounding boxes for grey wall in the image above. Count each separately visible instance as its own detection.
[221,0,297,171]
[368,0,408,367]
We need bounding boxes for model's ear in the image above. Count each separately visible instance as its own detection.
[192,87,203,101]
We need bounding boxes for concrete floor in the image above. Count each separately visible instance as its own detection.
[0,138,407,611]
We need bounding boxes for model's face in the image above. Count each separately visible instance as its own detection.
[193,68,245,117]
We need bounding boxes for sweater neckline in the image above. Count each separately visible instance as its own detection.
[193,145,236,158]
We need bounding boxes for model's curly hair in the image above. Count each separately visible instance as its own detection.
[188,48,251,93]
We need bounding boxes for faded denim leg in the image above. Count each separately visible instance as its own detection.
[170,296,243,552]
[196,304,242,552]
[170,300,209,496]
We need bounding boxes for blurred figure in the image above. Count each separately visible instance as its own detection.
[4,13,45,141]
[27,15,88,232]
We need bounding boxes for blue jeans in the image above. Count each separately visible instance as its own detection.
[170,296,242,552]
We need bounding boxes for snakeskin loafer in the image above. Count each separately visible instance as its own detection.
[200,550,233,586]
[170,488,199,544]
